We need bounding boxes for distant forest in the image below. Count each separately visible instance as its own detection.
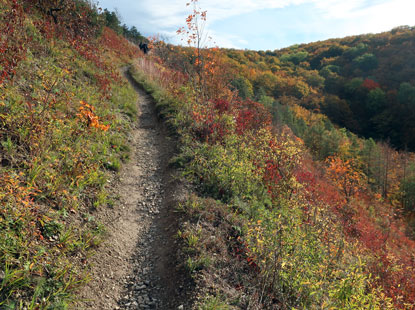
[219,26,415,150]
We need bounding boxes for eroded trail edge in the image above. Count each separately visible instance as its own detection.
[76,68,189,310]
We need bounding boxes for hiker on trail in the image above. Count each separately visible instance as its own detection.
[139,42,149,54]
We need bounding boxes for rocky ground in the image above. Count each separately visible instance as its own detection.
[75,69,192,309]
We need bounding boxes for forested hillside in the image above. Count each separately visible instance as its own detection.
[219,27,415,151]
[160,26,415,219]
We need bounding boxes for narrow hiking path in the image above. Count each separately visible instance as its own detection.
[75,68,191,309]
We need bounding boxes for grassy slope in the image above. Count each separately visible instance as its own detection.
[0,1,139,308]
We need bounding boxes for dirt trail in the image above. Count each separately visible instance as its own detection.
[75,68,190,309]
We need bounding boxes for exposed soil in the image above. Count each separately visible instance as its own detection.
[74,68,192,309]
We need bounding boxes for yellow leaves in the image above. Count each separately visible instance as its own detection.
[291,103,326,126]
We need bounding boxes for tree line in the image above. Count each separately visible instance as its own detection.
[102,8,147,44]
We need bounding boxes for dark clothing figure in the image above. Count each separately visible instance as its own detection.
[139,42,149,54]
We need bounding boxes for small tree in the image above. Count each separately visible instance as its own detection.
[326,156,365,202]
[353,53,378,72]
[176,0,215,103]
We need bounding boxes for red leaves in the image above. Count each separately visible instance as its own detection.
[100,27,140,59]
[0,0,28,85]
[213,99,230,113]
[362,78,380,90]
[235,100,271,135]
[190,98,272,143]
[263,160,282,186]
[191,106,229,143]
[355,214,388,251]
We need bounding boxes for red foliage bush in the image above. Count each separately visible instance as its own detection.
[0,0,28,85]
[235,100,271,135]
[100,27,140,59]
[213,99,230,113]
[362,78,380,90]
[191,102,230,144]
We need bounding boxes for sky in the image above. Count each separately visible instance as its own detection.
[97,0,415,50]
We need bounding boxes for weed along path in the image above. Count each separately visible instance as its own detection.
[75,68,189,310]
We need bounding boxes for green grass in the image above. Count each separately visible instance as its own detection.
[198,295,232,310]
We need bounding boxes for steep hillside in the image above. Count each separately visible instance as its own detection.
[159,27,415,220]
[0,0,141,307]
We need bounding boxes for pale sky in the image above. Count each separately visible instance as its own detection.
[97,0,415,50]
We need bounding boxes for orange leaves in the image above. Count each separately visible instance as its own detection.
[0,173,38,209]
[176,0,228,102]
[77,100,110,132]
[326,156,364,201]
[177,0,209,48]
[176,27,185,35]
